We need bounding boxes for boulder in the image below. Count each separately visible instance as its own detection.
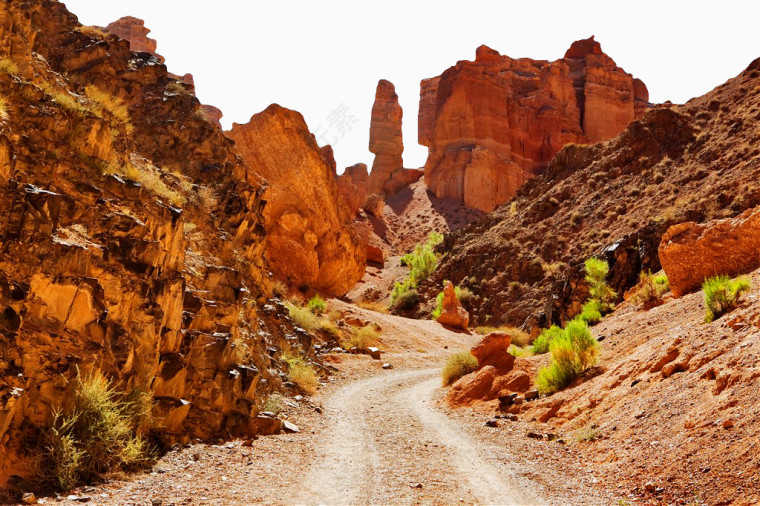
[227,105,366,296]
[470,332,515,373]
[435,281,470,330]
[446,366,497,406]
[659,207,760,297]
[491,370,530,395]
[418,37,649,212]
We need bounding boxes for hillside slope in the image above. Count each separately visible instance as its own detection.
[432,57,760,332]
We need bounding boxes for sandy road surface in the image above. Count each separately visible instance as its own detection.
[293,368,539,505]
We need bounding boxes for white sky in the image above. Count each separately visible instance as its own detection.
[64,0,760,172]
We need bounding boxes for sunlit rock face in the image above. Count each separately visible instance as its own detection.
[419,37,649,212]
[228,105,366,296]
[367,80,424,196]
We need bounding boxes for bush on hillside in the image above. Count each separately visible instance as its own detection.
[282,354,319,394]
[628,271,670,308]
[579,300,603,324]
[584,257,616,313]
[535,319,599,394]
[703,275,750,323]
[40,370,154,490]
[530,325,564,355]
[392,232,444,307]
[307,295,327,315]
[392,288,419,311]
[441,350,479,386]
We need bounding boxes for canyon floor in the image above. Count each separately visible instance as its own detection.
[53,303,613,506]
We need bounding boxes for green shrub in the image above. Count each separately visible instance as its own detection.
[508,345,532,358]
[457,287,475,304]
[282,354,319,394]
[441,350,479,386]
[307,295,327,315]
[584,257,616,312]
[531,325,564,355]
[579,300,603,324]
[262,393,284,414]
[629,271,670,307]
[392,232,444,306]
[703,275,751,323]
[536,319,599,394]
[431,290,445,319]
[40,370,154,490]
[391,288,419,311]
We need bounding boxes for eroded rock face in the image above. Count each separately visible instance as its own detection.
[446,365,497,406]
[0,0,309,489]
[470,332,515,373]
[436,281,469,330]
[103,16,161,60]
[659,208,760,297]
[367,80,424,197]
[227,105,365,296]
[419,37,649,212]
[335,163,368,216]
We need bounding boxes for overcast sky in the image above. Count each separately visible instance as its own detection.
[64,0,760,172]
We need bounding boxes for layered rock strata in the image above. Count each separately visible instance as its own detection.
[419,37,649,212]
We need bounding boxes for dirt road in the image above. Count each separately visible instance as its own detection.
[294,368,539,505]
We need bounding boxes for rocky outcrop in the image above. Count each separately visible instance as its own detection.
[659,208,760,297]
[436,281,469,330]
[227,105,365,296]
[418,37,649,212]
[103,16,161,61]
[446,365,497,406]
[335,163,368,216]
[0,0,310,490]
[367,80,424,196]
[471,332,515,373]
[431,57,760,332]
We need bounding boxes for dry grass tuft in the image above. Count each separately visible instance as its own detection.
[441,350,478,386]
[0,58,19,75]
[282,354,319,395]
[356,300,391,314]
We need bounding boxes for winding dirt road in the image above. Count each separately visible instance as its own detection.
[295,368,539,505]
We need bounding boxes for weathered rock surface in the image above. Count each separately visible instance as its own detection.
[431,58,760,332]
[470,332,515,373]
[659,207,760,296]
[0,0,313,490]
[435,281,469,330]
[103,16,161,61]
[367,80,424,196]
[335,163,368,217]
[419,37,649,212]
[446,365,497,406]
[227,105,365,296]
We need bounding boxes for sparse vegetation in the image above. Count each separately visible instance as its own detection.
[38,81,85,114]
[262,393,284,414]
[0,58,19,75]
[307,294,327,315]
[84,85,134,134]
[272,280,289,299]
[76,25,107,39]
[357,300,391,314]
[285,302,319,332]
[344,325,379,350]
[578,299,603,324]
[575,424,603,442]
[584,257,616,313]
[508,344,532,358]
[40,369,154,490]
[392,232,443,307]
[703,275,751,323]
[535,319,599,395]
[628,271,670,308]
[282,353,319,394]
[442,350,479,386]
[530,325,564,355]
[106,158,186,207]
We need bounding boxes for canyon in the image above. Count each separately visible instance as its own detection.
[1,1,759,504]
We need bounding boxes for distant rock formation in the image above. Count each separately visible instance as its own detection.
[367,80,424,196]
[419,37,650,212]
[228,105,366,296]
[103,16,161,60]
[335,163,368,217]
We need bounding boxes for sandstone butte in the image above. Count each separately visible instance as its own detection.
[418,36,650,212]
[366,79,423,197]
[227,105,366,296]
[659,207,760,297]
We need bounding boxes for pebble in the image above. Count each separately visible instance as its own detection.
[723,419,734,429]
[21,493,36,505]
[526,432,544,440]
[382,363,393,369]
[485,418,499,427]
[283,420,300,433]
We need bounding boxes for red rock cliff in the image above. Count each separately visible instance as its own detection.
[419,37,649,212]
[227,105,366,296]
